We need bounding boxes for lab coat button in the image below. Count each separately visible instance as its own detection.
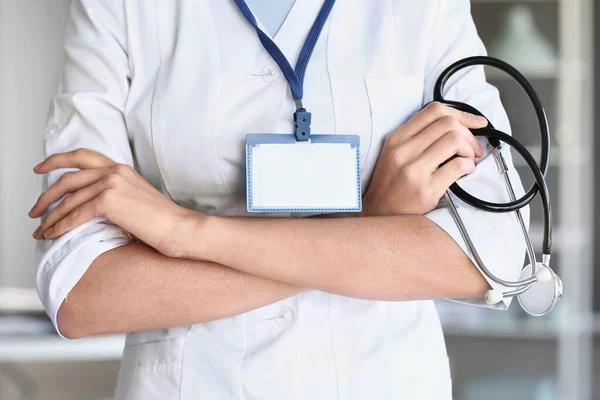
[275,305,295,326]
[43,124,62,141]
[262,65,281,83]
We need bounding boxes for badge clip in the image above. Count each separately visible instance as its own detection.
[294,102,312,142]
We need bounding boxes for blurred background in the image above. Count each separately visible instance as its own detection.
[0,0,596,399]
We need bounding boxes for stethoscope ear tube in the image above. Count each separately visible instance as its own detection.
[433,56,550,177]
[434,56,550,179]
[458,127,552,255]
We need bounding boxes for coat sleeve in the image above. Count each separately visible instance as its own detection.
[36,0,133,336]
[422,0,529,309]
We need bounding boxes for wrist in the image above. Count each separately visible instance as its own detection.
[175,208,213,260]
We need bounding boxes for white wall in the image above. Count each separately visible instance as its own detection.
[0,0,71,288]
[0,6,121,400]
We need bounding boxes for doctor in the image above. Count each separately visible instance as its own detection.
[31,0,527,399]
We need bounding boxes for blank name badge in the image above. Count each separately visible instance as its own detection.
[246,134,362,213]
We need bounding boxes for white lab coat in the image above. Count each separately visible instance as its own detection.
[36,0,529,399]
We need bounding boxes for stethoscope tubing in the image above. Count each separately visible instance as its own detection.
[431,56,558,310]
[443,148,539,293]
[433,56,550,175]
[433,56,553,256]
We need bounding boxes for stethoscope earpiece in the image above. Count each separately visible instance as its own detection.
[535,266,554,283]
[485,290,504,306]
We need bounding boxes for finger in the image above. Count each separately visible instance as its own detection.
[417,131,476,173]
[431,157,476,193]
[29,168,107,218]
[34,148,115,174]
[42,200,101,240]
[33,181,106,239]
[446,106,489,130]
[393,102,487,143]
[410,116,483,158]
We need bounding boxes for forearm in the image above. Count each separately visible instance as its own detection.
[186,214,489,301]
[58,242,302,338]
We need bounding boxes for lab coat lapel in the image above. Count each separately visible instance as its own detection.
[272,0,328,69]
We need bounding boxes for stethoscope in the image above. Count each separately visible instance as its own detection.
[435,56,563,316]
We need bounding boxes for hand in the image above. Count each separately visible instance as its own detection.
[29,149,198,258]
[362,102,487,216]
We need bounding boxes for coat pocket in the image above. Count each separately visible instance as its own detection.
[362,76,424,183]
[113,338,186,400]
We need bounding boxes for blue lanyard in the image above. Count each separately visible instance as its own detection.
[234,0,336,141]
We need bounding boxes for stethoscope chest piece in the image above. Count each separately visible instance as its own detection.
[517,263,563,316]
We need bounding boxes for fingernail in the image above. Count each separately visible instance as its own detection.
[29,206,37,218]
[32,227,41,239]
[33,162,43,172]
[473,115,488,125]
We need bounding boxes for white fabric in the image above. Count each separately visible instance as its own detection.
[36,0,528,399]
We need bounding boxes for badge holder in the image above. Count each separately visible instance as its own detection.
[246,133,361,213]
[235,0,360,213]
